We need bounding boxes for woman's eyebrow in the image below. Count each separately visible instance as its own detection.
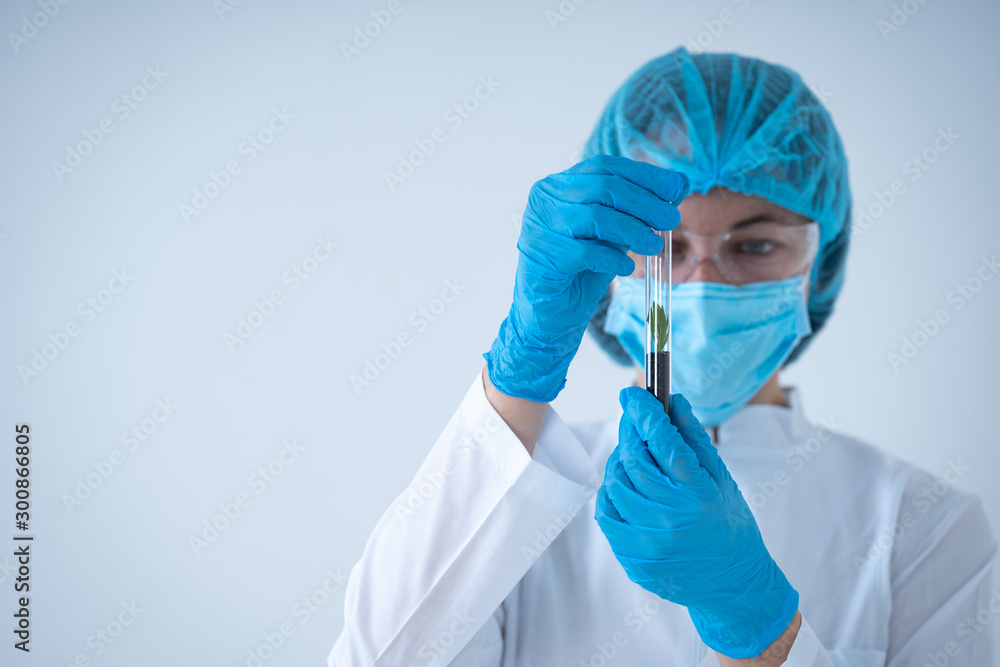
[675,212,805,234]
[728,212,805,230]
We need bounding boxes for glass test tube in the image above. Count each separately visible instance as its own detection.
[645,230,671,414]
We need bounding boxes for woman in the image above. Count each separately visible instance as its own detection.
[329,47,995,666]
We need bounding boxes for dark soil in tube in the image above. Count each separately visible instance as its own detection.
[645,350,670,413]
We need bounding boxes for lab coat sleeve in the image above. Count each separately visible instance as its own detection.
[327,370,602,667]
[883,470,997,665]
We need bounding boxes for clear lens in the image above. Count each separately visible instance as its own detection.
[672,222,819,284]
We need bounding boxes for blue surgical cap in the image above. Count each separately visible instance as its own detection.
[585,46,852,367]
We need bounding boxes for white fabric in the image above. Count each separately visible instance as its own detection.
[328,371,996,666]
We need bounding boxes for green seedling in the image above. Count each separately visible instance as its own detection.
[647,303,669,353]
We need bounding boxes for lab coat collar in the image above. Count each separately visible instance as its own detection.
[712,386,813,449]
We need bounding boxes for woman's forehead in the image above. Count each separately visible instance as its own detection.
[677,187,807,234]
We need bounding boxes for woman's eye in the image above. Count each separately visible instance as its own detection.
[736,239,777,255]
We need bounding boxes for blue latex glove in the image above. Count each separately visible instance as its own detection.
[484,156,690,402]
[595,387,799,658]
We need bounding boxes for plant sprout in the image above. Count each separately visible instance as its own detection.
[647,302,669,353]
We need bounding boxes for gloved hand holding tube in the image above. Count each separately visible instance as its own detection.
[595,387,800,659]
[484,155,691,403]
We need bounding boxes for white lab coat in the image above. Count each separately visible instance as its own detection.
[329,371,996,666]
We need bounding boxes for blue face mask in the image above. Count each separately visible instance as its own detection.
[602,276,812,426]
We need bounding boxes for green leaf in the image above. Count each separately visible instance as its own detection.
[646,302,669,353]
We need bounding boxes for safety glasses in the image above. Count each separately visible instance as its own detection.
[669,221,820,285]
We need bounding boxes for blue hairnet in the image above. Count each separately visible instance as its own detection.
[584,46,852,367]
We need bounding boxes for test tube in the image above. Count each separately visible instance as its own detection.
[645,230,671,414]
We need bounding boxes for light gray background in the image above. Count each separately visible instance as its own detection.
[2,0,998,664]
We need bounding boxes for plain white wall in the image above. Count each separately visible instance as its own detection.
[2,0,998,664]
